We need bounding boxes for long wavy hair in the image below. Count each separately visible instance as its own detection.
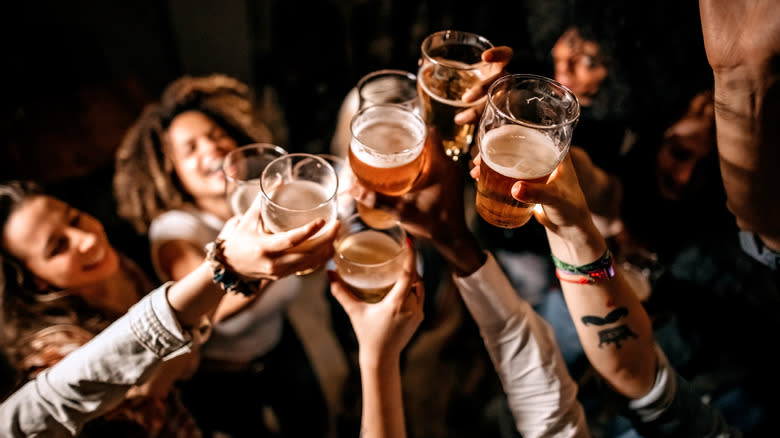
[0,181,153,381]
[113,74,275,234]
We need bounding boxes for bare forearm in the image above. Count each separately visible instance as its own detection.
[358,357,407,438]
[546,225,657,399]
[711,61,780,250]
[167,262,225,328]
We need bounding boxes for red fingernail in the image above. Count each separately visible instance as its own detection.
[406,237,414,248]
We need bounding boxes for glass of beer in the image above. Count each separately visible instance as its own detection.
[349,104,426,228]
[260,152,339,239]
[418,30,494,161]
[475,74,580,228]
[357,69,421,114]
[333,213,407,303]
[223,143,288,215]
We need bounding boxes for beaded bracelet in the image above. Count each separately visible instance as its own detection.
[552,248,615,284]
[205,239,262,296]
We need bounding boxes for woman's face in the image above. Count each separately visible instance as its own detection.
[166,110,239,201]
[552,28,608,106]
[655,96,715,200]
[2,195,119,290]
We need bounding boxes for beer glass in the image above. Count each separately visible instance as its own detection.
[223,143,288,215]
[357,69,421,114]
[475,74,580,228]
[349,104,426,228]
[418,30,494,161]
[260,152,339,236]
[333,213,407,303]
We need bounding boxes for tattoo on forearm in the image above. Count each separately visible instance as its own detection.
[581,307,628,326]
[597,325,638,348]
[581,307,636,349]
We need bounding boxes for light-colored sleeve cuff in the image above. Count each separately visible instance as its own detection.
[627,345,676,422]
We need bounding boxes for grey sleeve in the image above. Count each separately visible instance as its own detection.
[0,283,197,437]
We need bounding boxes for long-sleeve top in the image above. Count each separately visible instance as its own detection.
[452,252,591,438]
[0,283,205,437]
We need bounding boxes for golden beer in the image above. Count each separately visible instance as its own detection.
[476,125,563,228]
[349,105,426,197]
[417,61,486,161]
[334,228,405,303]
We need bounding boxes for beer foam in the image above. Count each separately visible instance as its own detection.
[481,125,561,179]
[351,120,423,168]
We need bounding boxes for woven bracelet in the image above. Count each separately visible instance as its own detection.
[552,248,615,284]
[205,239,262,296]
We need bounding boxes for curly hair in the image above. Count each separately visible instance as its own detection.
[113,74,276,234]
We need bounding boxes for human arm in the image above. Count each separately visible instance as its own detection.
[0,199,337,437]
[355,130,589,437]
[328,243,423,438]
[699,0,780,252]
[503,154,739,434]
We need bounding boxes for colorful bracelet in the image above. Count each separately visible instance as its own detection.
[205,239,262,296]
[552,248,615,284]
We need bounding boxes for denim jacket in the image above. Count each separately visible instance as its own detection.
[0,282,205,437]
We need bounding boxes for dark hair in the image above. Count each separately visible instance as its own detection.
[0,181,110,379]
[114,74,274,234]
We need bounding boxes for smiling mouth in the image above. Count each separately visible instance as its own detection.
[205,158,225,176]
[83,246,106,270]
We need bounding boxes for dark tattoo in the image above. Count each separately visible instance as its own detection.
[581,307,629,326]
[597,325,638,349]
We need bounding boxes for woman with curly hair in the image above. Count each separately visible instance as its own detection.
[0,180,203,437]
[113,74,332,438]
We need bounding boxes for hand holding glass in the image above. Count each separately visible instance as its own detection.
[261,153,339,273]
[475,74,580,228]
[418,30,494,161]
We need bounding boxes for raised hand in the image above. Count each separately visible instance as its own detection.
[220,192,340,280]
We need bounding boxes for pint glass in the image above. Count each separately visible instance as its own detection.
[349,104,426,197]
[333,213,407,303]
[357,69,420,114]
[475,74,580,228]
[418,30,494,161]
[223,143,287,215]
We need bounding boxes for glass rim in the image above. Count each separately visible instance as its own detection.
[223,143,288,183]
[349,104,426,157]
[357,69,419,107]
[260,153,339,212]
[420,29,494,70]
[334,213,407,268]
[486,73,581,130]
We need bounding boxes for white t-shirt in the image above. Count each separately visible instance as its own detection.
[149,205,302,363]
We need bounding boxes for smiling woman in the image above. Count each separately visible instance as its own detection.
[0,180,202,437]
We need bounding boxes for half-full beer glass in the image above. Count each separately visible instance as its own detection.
[418,30,494,161]
[261,153,339,274]
[475,74,579,228]
[333,213,407,303]
[223,143,288,215]
[349,104,426,228]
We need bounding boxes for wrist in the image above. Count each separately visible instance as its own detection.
[546,222,607,266]
[359,350,402,374]
[433,232,486,277]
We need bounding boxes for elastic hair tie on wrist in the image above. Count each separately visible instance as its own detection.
[552,248,615,284]
[205,239,262,296]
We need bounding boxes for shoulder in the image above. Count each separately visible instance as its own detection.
[149,207,223,246]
